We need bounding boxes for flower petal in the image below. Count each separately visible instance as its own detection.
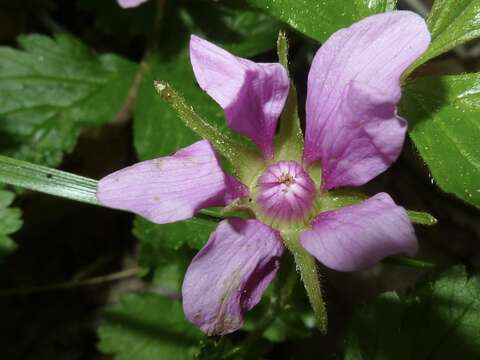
[319,81,409,190]
[182,219,284,335]
[304,11,430,189]
[300,193,417,272]
[97,140,248,224]
[117,0,148,8]
[190,35,289,159]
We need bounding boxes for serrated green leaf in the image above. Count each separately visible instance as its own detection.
[0,33,137,167]
[416,0,480,67]
[400,74,480,207]
[0,189,22,256]
[344,266,480,359]
[247,0,396,43]
[98,293,203,360]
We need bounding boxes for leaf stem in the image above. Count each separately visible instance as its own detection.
[149,0,167,52]
[111,60,147,124]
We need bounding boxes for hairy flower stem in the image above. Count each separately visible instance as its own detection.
[283,231,327,333]
[153,81,262,178]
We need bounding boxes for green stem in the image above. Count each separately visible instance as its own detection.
[283,231,327,333]
[149,0,167,52]
[0,155,99,205]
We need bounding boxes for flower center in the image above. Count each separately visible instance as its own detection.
[256,160,315,221]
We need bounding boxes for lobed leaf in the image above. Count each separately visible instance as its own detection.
[98,293,203,360]
[0,189,22,257]
[344,266,480,359]
[0,33,137,167]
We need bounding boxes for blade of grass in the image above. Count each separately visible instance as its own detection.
[0,155,99,205]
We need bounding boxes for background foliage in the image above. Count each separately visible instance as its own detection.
[0,0,479,359]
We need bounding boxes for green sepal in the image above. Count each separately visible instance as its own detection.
[154,81,264,182]
[276,30,289,69]
[315,190,438,226]
[282,231,327,334]
[315,190,367,213]
[406,210,438,226]
[383,255,436,269]
[274,32,304,163]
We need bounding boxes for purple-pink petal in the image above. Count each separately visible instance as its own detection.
[190,35,289,160]
[96,140,248,224]
[304,11,430,190]
[117,0,148,8]
[182,219,283,335]
[300,193,417,272]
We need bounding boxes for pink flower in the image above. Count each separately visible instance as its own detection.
[117,0,148,9]
[97,11,430,335]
